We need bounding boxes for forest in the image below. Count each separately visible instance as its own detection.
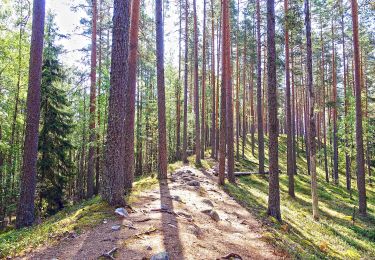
[0,0,374,259]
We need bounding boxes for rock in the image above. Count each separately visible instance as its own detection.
[173,195,182,202]
[115,207,129,218]
[186,169,192,173]
[151,252,170,260]
[202,199,214,207]
[146,245,153,251]
[187,180,200,187]
[189,224,203,237]
[201,209,212,214]
[209,210,220,221]
[103,219,108,224]
[111,225,121,231]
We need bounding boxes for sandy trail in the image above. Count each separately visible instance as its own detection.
[24,165,288,260]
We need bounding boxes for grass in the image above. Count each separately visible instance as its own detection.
[0,174,159,258]
[223,134,375,259]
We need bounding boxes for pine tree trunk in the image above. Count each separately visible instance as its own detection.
[284,0,294,197]
[211,0,216,159]
[156,0,168,179]
[101,0,130,207]
[201,0,207,159]
[16,0,46,228]
[193,0,201,165]
[266,0,281,221]
[182,0,189,164]
[124,0,141,189]
[305,0,319,220]
[351,0,367,216]
[176,0,182,160]
[87,0,97,199]
[256,0,265,175]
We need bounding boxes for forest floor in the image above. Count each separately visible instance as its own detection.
[18,164,288,260]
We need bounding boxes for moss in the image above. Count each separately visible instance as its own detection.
[0,175,159,258]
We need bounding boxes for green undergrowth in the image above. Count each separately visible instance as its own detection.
[223,134,375,259]
[0,174,159,258]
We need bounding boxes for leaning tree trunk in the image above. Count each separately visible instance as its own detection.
[156,0,168,179]
[16,0,46,229]
[101,0,130,207]
[351,0,367,216]
[305,0,319,220]
[266,0,281,222]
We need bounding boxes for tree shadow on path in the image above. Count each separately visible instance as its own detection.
[159,179,185,259]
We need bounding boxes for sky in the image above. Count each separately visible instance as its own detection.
[45,0,183,69]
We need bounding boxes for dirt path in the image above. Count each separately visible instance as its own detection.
[24,165,288,260]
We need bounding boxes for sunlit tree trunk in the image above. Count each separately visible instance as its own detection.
[193,0,201,165]
[351,0,366,216]
[256,0,265,174]
[201,0,207,159]
[16,0,46,228]
[182,0,189,164]
[156,0,168,178]
[305,0,319,220]
[266,0,281,221]
[101,0,130,206]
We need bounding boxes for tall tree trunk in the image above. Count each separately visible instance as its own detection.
[182,0,189,164]
[211,0,216,159]
[219,0,229,185]
[176,0,182,160]
[305,0,319,220]
[201,0,207,159]
[351,0,366,216]
[331,22,339,185]
[16,0,46,228]
[284,0,294,197]
[256,0,265,174]
[124,0,141,189]
[242,28,247,159]
[193,0,201,165]
[235,0,240,160]
[156,0,168,179]
[266,0,281,221]
[101,0,130,207]
[87,0,97,199]
[341,6,351,190]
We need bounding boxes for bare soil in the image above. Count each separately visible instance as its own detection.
[22,165,288,260]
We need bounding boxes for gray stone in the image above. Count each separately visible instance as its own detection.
[187,180,200,187]
[151,252,170,260]
[146,245,153,251]
[111,225,121,231]
[202,199,214,207]
[115,207,129,218]
[209,210,220,221]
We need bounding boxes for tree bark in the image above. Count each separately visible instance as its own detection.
[124,0,141,189]
[284,0,294,197]
[256,0,265,175]
[16,0,46,228]
[182,0,189,164]
[201,0,207,159]
[193,0,201,165]
[305,0,319,220]
[266,0,281,221]
[156,0,168,179]
[351,0,367,216]
[211,0,216,159]
[87,0,97,199]
[101,0,130,207]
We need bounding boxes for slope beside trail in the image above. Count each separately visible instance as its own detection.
[24,165,288,260]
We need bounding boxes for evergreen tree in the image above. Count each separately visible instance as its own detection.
[37,13,74,216]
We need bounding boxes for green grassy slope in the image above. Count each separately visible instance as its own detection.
[224,135,375,259]
[0,176,158,258]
